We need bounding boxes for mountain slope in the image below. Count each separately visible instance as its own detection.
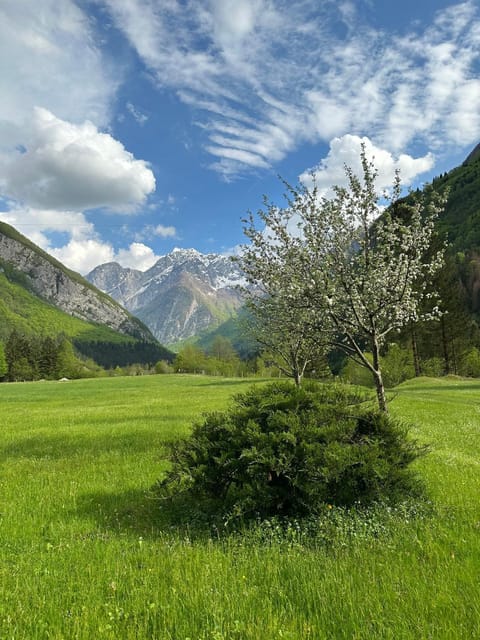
[87,248,246,344]
[0,221,173,366]
[0,220,154,341]
[430,147,480,251]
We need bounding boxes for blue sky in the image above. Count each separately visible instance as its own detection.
[0,0,479,273]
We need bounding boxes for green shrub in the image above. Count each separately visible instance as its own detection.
[341,345,415,388]
[381,343,415,387]
[155,359,173,374]
[340,353,374,387]
[0,341,8,379]
[422,357,444,377]
[157,381,425,521]
[459,347,480,377]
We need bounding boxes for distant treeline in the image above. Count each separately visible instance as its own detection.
[74,339,174,369]
[0,330,175,382]
[1,330,94,381]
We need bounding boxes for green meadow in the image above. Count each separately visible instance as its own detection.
[0,374,479,639]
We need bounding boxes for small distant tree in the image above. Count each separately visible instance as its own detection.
[5,330,32,381]
[56,338,80,378]
[238,199,329,387]
[205,336,241,376]
[239,148,446,411]
[459,347,480,378]
[418,253,478,375]
[208,336,236,361]
[381,343,415,388]
[155,359,173,374]
[38,336,59,378]
[9,357,34,382]
[174,344,207,374]
[245,295,328,386]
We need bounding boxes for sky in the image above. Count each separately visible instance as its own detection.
[1,0,480,274]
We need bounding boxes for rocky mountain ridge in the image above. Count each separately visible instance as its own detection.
[0,221,154,342]
[87,248,246,344]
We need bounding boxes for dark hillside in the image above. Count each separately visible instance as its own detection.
[430,147,480,250]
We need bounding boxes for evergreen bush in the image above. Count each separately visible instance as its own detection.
[157,381,425,521]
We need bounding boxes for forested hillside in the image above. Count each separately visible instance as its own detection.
[432,148,480,251]
[405,148,480,376]
[0,225,174,380]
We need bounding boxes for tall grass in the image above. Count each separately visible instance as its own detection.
[0,374,479,638]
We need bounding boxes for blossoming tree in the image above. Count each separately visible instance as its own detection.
[239,149,446,411]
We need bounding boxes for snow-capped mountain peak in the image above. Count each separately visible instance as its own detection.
[86,248,246,344]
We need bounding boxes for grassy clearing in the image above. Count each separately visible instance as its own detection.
[0,374,479,639]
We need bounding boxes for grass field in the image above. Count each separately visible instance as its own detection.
[0,374,479,639]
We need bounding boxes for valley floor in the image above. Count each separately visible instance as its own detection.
[0,375,479,639]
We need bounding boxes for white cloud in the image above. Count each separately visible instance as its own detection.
[50,239,116,275]
[0,206,94,247]
[0,1,161,277]
[44,238,159,275]
[115,242,160,271]
[206,145,270,169]
[98,0,480,176]
[0,0,117,138]
[211,0,260,44]
[0,207,162,274]
[126,102,149,125]
[0,205,113,274]
[153,224,177,238]
[0,108,155,212]
[0,208,90,236]
[300,135,435,195]
[134,223,178,242]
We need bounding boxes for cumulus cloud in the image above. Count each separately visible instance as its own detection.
[0,108,155,212]
[0,206,162,274]
[50,239,116,275]
[97,0,480,176]
[47,239,159,275]
[0,206,94,249]
[0,205,112,273]
[115,242,160,271]
[300,136,435,196]
[0,1,160,276]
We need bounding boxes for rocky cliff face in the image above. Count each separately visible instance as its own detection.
[87,248,246,344]
[0,223,153,341]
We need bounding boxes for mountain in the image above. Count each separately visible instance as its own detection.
[429,145,480,252]
[87,248,246,344]
[0,221,173,366]
[463,142,480,166]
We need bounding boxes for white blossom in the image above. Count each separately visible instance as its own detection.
[237,147,446,411]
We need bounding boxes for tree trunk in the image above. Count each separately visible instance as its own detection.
[451,339,458,375]
[411,324,421,377]
[373,369,388,412]
[293,369,302,387]
[372,337,388,412]
[440,316,450,375]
